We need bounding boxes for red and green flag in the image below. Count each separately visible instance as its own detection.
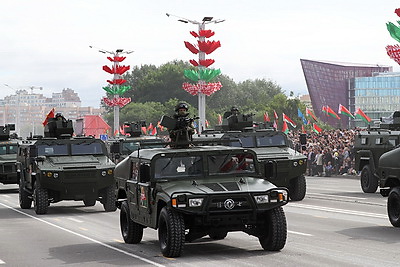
[354,108,371,123]
[312,123,322,134]
[263,111,270,122]
[326,106,340,120]
[322,106,327,114]
[274,110,279,120]
[306,107,317,121]
[338,104,355,119]
[282,121,289,134]
[283,113,297,128]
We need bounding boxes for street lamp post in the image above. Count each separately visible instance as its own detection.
[4,84,21,136]
[167,14,225,133]
[90,46,133,136]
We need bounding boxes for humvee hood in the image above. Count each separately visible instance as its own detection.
[251,147,291,159]
[0,154,16,161]
[159,177,277,195]
[48,155,101,165]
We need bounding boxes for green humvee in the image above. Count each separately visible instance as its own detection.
[115,144,288,257]
[17,115,116,214]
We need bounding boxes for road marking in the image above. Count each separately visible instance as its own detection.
[79,227,88,231]
[288,230,313,236]
[0,259,5,264]
[0,202,165,267]
[289,203,387,219]
[67,217,83,223]
[307,192,367,200]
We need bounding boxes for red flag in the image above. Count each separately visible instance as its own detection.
[322,106,327,114]
[274,110,279,120]
[157,121,164,131]
[263,112,270,122]
[151,127,157,136]
[273,120,277,129]
[119,125,125,135]
[42,108,55,126]
[301,125,307,134]
[338,104,355,119]
[147,123,154,131]
[306,107,318,121]
[282,121,289,134]
[283,113,297,128]
[205,120,210,128]
[218,114,222,124]
[141,126,147,135]
[354,108,371,123]
[312,123,322,134]
[326,106,340,119]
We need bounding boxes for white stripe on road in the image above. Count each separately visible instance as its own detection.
[307,192,367,200]
[67,217,84,223]
[0,259,5,264]
[288,230,313,236]
[0,202,165,267]
[289,203,387,219]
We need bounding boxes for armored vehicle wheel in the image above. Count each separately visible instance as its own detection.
[83,199,96,207]
[33,182,48,215]
[360,165,378,193]
[288,175,306,201]
[19,181,32,209]
[209,232,228,240]
[102,185,117,212]
[388,187,400,227]
[158,207,185,257]
[120,201,143,243]
[258,206,287,251]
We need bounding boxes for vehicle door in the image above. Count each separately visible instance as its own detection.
[126,159,140,219]
[137,162,152,225]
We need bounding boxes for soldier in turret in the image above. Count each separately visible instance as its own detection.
[169,102,195,147]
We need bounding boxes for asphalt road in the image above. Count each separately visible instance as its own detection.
[0,176,398,267]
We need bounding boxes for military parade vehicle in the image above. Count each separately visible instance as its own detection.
[17,113,116,214]
[193,108,307,201]
[115,117,288,257]
[354,111,400,193]
[107,121,163,163]
[0,124,18,185]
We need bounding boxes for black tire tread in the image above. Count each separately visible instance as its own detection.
[259,206,287,251]
[103,185,117,212]
[158,207,185,258]
[289,175,306,201]
[120,201,143,244]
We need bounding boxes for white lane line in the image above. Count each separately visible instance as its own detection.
[0,202,165,267]
[67,217,84,223]
[307,192,367,200]
[288,230,313,236]
[289,203,387,219]
[0,259,5,264]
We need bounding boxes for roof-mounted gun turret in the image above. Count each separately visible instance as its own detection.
[376,111,400,130]
[44,113,73,138]
[0,124,15,141]
[215,108,255,131]
[123,121,146,137]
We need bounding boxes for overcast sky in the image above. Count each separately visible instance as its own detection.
[1,0,399,107]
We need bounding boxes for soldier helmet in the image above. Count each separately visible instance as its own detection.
[231,106,239,112]
[175,102,189,112]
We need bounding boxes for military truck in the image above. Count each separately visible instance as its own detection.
[17,114,116,214]
[376,146,400,227]
[115,120,288,257]
[193,110,307,201]
[107,121,164,163]
[0,124,18,185]
[354,111,400,193]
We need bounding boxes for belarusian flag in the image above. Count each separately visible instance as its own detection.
[338,104,354,119]
[273,120,277,129]
[354,108,371,123]
[274,110,279,120]
[218,114,222,124]
[312,123,322,134]
[322,106,327,114]
[282,121,289,134]
[306,107,317,121]
[326,106,340,119]
[263,112,270,122]
[283,113,296,127]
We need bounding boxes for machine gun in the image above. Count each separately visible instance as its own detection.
[374,111,400,130]
[123,121,146,137]
[44,113,73,138]
[0,124,15,141]
[216,112,255,131]
[160,115,198,147]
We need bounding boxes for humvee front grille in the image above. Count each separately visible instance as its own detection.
[208,196,252,211]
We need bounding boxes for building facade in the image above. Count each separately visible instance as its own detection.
[300,59,392,128]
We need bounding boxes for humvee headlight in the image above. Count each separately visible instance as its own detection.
[53,173,59,178]
[188,198,203,207]
[298,159,304,165]
[107,169,113,175]
[254,195,269,204]
[293,161,298,167]
[47,172,53,178]
[101,171,107,176]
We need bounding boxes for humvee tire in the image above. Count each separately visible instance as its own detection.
[209,232,228,240]
[83,199,96,207]
[158,207,185,257]
[19,181,32,209]
[258,206,287,251]
[288,175,306,201]
[388,187,400,227]
[120,201,143,244]
[33,182,48,215]
[102,185,117,212]
[361,165,378,193]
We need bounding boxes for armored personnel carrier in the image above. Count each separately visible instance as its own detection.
[193,110,307,201]
[354,111,400,193]
[17,114,116,214]
[107,121,163,163]
[115,121,288,257]
[0,124,18,185]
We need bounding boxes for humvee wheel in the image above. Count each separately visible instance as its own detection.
[288,175,306,201]
[83,199,96,207]
[120,201,143,243]
[19,181,32,209]
[258,206,287,251]
[102,185,117,212]
[209,232,228,240]
[388,187,400,227]
[158,207,185,257]
[33,182,48,215]
[360,165,378,193]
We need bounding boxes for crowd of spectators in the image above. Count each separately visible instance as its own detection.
[289,129,359,177]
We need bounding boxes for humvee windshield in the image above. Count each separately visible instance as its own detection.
[229,135,287,148]
[38,144,68,156]
[37,142,106,156]
[0,145,17,155]
[71,143,105,155]
[154,152,256,179]
[122,140,164,154]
